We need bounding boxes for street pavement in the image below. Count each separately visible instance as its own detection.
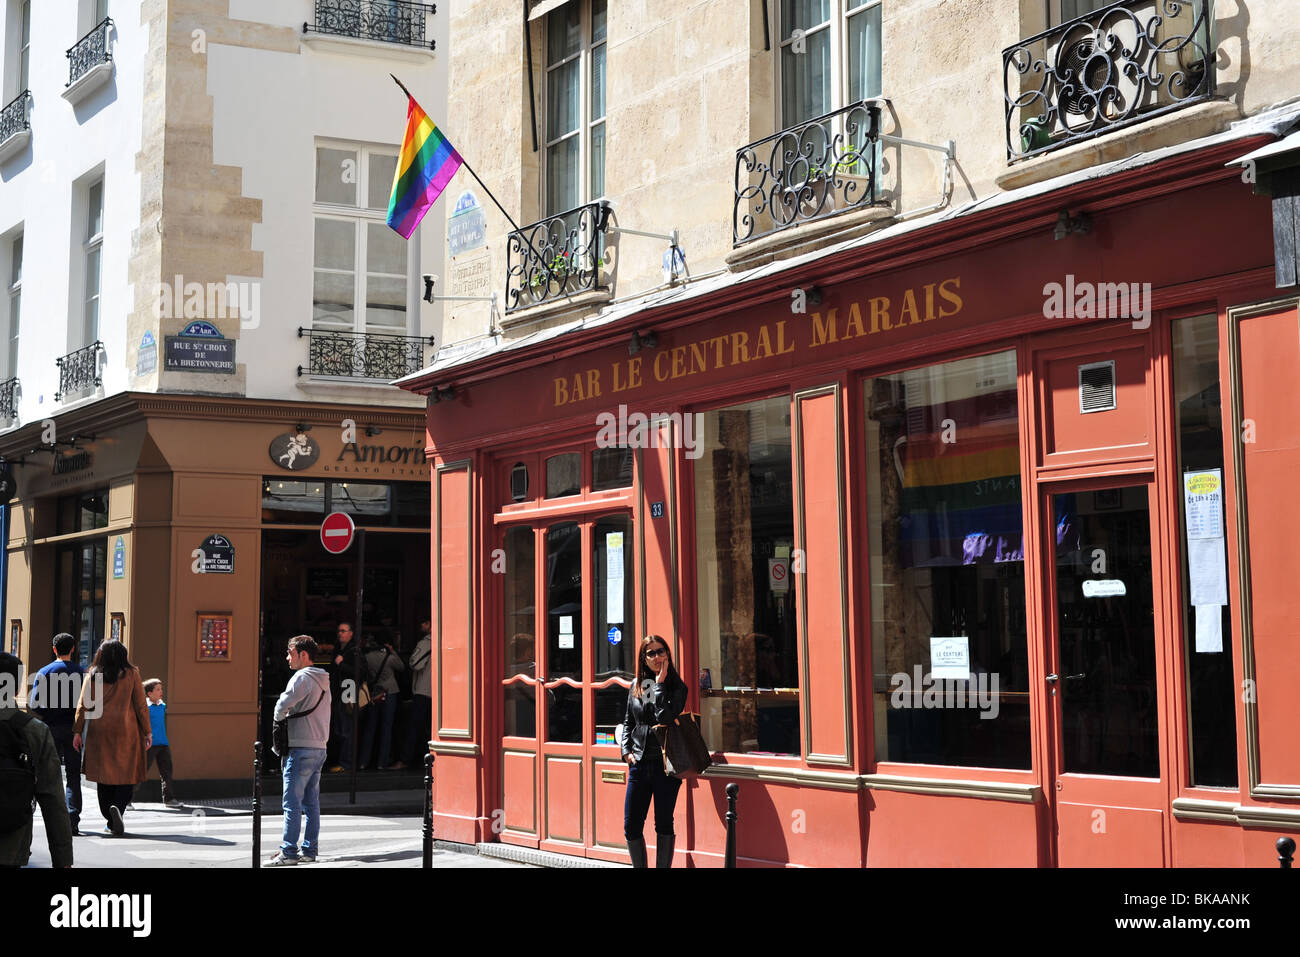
[25,794,535,869]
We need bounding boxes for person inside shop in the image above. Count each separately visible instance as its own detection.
[359,634,404,770]
[620,635,688,868]
[391,619,432,770]
[326,622,360,773]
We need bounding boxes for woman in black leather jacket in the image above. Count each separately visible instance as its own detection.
[620,634,688,868]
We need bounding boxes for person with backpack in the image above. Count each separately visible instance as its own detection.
[29,633,86,834]
[0,652,73,868]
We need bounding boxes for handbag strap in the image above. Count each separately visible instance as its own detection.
[367,649,391,686]
[288,686,327,721]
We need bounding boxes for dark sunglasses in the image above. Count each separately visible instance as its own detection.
[644,647,667,659]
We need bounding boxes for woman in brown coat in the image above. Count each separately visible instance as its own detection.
[73,639,151,836]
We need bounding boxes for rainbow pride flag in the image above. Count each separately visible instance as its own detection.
[387,96,462,239]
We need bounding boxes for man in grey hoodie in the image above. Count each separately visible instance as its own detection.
[268,636,332,866]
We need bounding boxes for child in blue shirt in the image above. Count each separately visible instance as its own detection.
[143,678,181,807]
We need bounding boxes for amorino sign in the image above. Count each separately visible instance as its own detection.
[325,441,428,478]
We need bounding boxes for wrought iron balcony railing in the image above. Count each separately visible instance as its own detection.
[0,378,18,420]
[1003,0,1216,162]
[506,202,610,314]
[68,17,113,87]
[296,327,435,380]
[56,342,104,402]
[734,101,883,246]
[304,0,437,49]
[0,91,32,146]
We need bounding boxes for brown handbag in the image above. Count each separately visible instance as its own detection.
[658,713,713,777]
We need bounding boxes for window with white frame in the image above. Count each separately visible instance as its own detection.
[544,0,606,217]
[777,0,882,128]
[312,143,410,355]
[15,0,31,94]
[83,179,103,346]
[6,231,20,381]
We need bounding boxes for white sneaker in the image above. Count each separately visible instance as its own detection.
[266,853,299,866]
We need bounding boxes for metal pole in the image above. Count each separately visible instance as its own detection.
[1279,836,1296,869]
[724,782,739,869]
[252,740,262,868]
[351,527,366,806]
[422,752,435,868]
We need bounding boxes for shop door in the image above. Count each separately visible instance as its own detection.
[1042,480,1171,866]
[499,513,634,854]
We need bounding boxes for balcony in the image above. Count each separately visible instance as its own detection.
[66,17,114,101]
[56,342,104,402]
[1003,0,1216,163]
[0,378,18,421]
[0,91,32,165]
[734,101,884,246]
[505,202,610,315]
[296,327,435,381]
[303,0,437,50]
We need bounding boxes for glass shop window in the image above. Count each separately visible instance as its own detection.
[546,452,582,498]
[591,446,633,491]
[261,479,326,523]
[56,487,109,535]
[694,395,800,757]
[1172,313,1237,788]
[865,350,1032,769]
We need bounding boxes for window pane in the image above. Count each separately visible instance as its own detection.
[313,272,354,326]
[592,0,607,43]
[590,121,605,200]
[781,0,830,31]
[847,5,883,102]
[591,446,631,491]
[314,218,356,270]
[781,25,830,125]
[546,453,581,498]
[8,290,19,380]
[547,3,581,64]
[261,479,326,523]
[87,182,104,240]
[367,221,407,275]
[504,526,537,738]
[368,153,399,210]
[331,482,391,521]
[547,58,580,141]
[10,235,22,286]
[546,136,580,216]
[316,147,358,205]
[393,482,431,527]
[590,42,606,120]
[694,396,800,757]
[1173,314,1237,787]
[594,515,634,744]
[545,522,583,744]
[365,276,407,329]
[866,351,1032,769]
[84,246,101,342]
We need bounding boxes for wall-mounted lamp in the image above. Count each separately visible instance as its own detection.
[628,330,658,356]
[423,274,436,303]
[806,286,823,306]
[295,422,313,433]
[430,385,456,404]
[364,426,383,437]
[1054,210,1092,241]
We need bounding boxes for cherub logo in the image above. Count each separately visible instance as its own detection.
[267,433,320,471]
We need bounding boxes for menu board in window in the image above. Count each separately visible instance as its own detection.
[197,613,232,661]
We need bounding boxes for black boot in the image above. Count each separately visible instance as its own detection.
[655,833,675,868]
[627,836,648,868]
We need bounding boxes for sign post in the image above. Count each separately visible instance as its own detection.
[319,511,363,803]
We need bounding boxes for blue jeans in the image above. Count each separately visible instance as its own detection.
[623,753,682,840]
[48,724,82,829]
[280,747,327,858]
[359,694,398,769]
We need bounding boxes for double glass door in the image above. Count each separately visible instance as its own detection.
[501,513,635,849]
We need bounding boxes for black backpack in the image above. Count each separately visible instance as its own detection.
[0,713,37,832]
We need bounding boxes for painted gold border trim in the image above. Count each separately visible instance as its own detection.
[430,740,481,756]
[1170,797,1237,823]
[860,773,1041,803]
[792,384,853,767]
[1225,296,1300,800]
[435,458,475,739]
[702,763,861,792]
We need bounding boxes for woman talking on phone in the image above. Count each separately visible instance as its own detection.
[620,634,688,868]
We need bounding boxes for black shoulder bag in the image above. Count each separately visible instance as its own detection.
[272,686,327,758]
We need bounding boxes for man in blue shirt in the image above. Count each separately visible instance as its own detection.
[29,634,85,835]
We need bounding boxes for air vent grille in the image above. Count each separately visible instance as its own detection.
[1078,360,1117,414]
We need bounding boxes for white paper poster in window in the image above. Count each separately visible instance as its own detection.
[1183,469,1228,652]
[605,531,624,624]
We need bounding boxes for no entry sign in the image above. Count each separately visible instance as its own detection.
[320,511,356,554]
